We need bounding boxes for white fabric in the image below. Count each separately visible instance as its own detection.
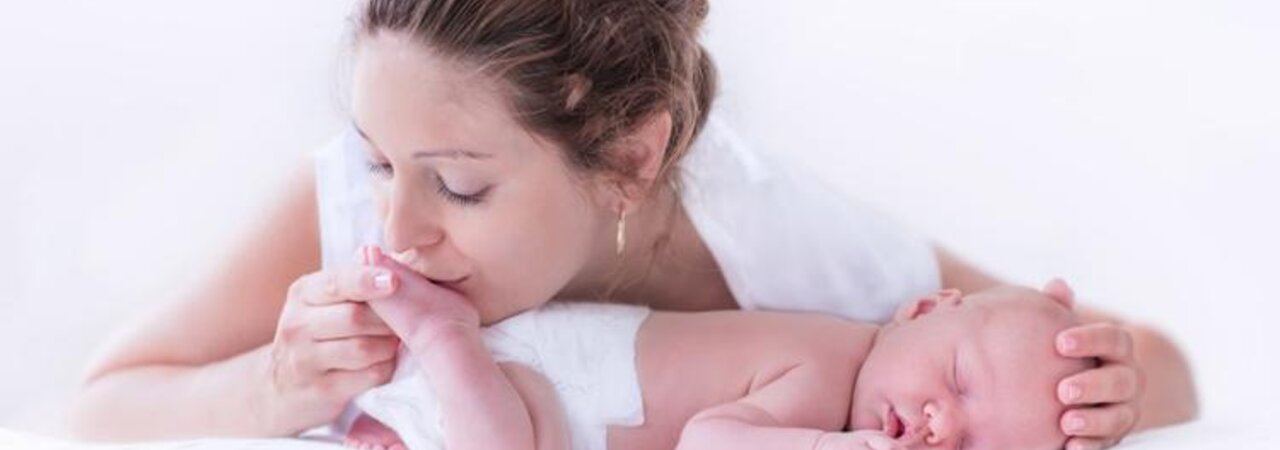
[312,127,384,271]
[353,303,649,450]
[679,116,940,322]
[5,420,1272,449]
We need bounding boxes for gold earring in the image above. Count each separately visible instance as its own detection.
[615,208,628,256]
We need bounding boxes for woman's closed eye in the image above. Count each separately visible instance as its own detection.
[433,173,490,206]
[365,159,490,206]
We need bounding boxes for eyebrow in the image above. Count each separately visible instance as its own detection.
[351,121,494,161]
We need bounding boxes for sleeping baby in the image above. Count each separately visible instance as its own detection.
[338,247,1091,450]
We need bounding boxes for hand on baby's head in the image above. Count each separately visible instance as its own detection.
[849,282,1091,450]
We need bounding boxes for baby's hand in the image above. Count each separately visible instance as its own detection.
[815,430,907,450]
[359,245,481,354]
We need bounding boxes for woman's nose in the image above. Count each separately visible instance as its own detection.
[379,181,446,251]
[922,401,963,448]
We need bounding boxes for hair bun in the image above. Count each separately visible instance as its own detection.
[655,0,709,28]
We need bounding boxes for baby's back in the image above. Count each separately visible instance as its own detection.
[611,308,878,450]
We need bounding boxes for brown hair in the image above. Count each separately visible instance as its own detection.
[357,0,718,188]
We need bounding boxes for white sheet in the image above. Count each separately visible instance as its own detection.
[0,431,344,450]
[1116,418,1278,449]
[2,419,1272,450]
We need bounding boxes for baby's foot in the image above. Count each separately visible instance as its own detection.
[343,413,406,450]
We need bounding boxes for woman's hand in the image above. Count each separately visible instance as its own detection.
[263,250,403,433]
[1055,323,1143,450]
[1045,280,1144,450]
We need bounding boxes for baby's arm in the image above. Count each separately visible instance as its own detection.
[675,361,899,450]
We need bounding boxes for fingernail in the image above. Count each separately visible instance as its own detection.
[1059,336,1078,353]
[373,271,393,291]
[1066,416,1086,432]
[1062,383,1083,401]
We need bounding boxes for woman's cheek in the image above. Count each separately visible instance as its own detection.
[458,226,557,319]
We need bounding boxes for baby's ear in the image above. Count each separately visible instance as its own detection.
[893,289,963,323]
[1042,278,1076,310]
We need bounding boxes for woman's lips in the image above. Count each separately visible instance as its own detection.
[390,249,469,289]
[430,276,468,292]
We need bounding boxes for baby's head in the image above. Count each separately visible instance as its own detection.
[849,282,1092,450]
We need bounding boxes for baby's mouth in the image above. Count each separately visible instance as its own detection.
[883,405,906,439]
[883,405,928,445]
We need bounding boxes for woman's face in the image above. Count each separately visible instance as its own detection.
[351,32,612,324]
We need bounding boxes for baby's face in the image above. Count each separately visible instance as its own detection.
[849,286,1089,450]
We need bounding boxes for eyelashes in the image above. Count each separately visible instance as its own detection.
[366,160,393,178]
[434,176,488,206]
[364,160,489,207]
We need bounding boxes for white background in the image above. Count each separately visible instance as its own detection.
[2,0,1277,437]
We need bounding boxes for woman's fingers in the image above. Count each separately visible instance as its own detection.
[1058,364,1143,405]
[1054,322,1143,449]
[315,336,401,371]
[1061,403,1138,442]
[310,303,396,340]
[323,359,397,398]
[1057,323,1134,363]
[293,266,398,306]
[1063,436,1115,450]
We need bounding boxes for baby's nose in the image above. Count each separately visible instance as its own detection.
[922,402,963,447]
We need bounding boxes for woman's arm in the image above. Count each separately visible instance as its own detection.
[934,246,1003,294]
[934,246,1198,449]
[71,165,403,440]
[69,166,319,439]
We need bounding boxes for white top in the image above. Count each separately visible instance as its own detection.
[313,111,940,323]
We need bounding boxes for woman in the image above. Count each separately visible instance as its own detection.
[68,1,1196,449]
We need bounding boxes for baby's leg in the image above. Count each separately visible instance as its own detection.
[341,364,560,450]
[343,413,405,450]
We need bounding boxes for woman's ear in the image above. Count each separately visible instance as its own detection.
[584,111,672,212]
[614,111,672,202]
